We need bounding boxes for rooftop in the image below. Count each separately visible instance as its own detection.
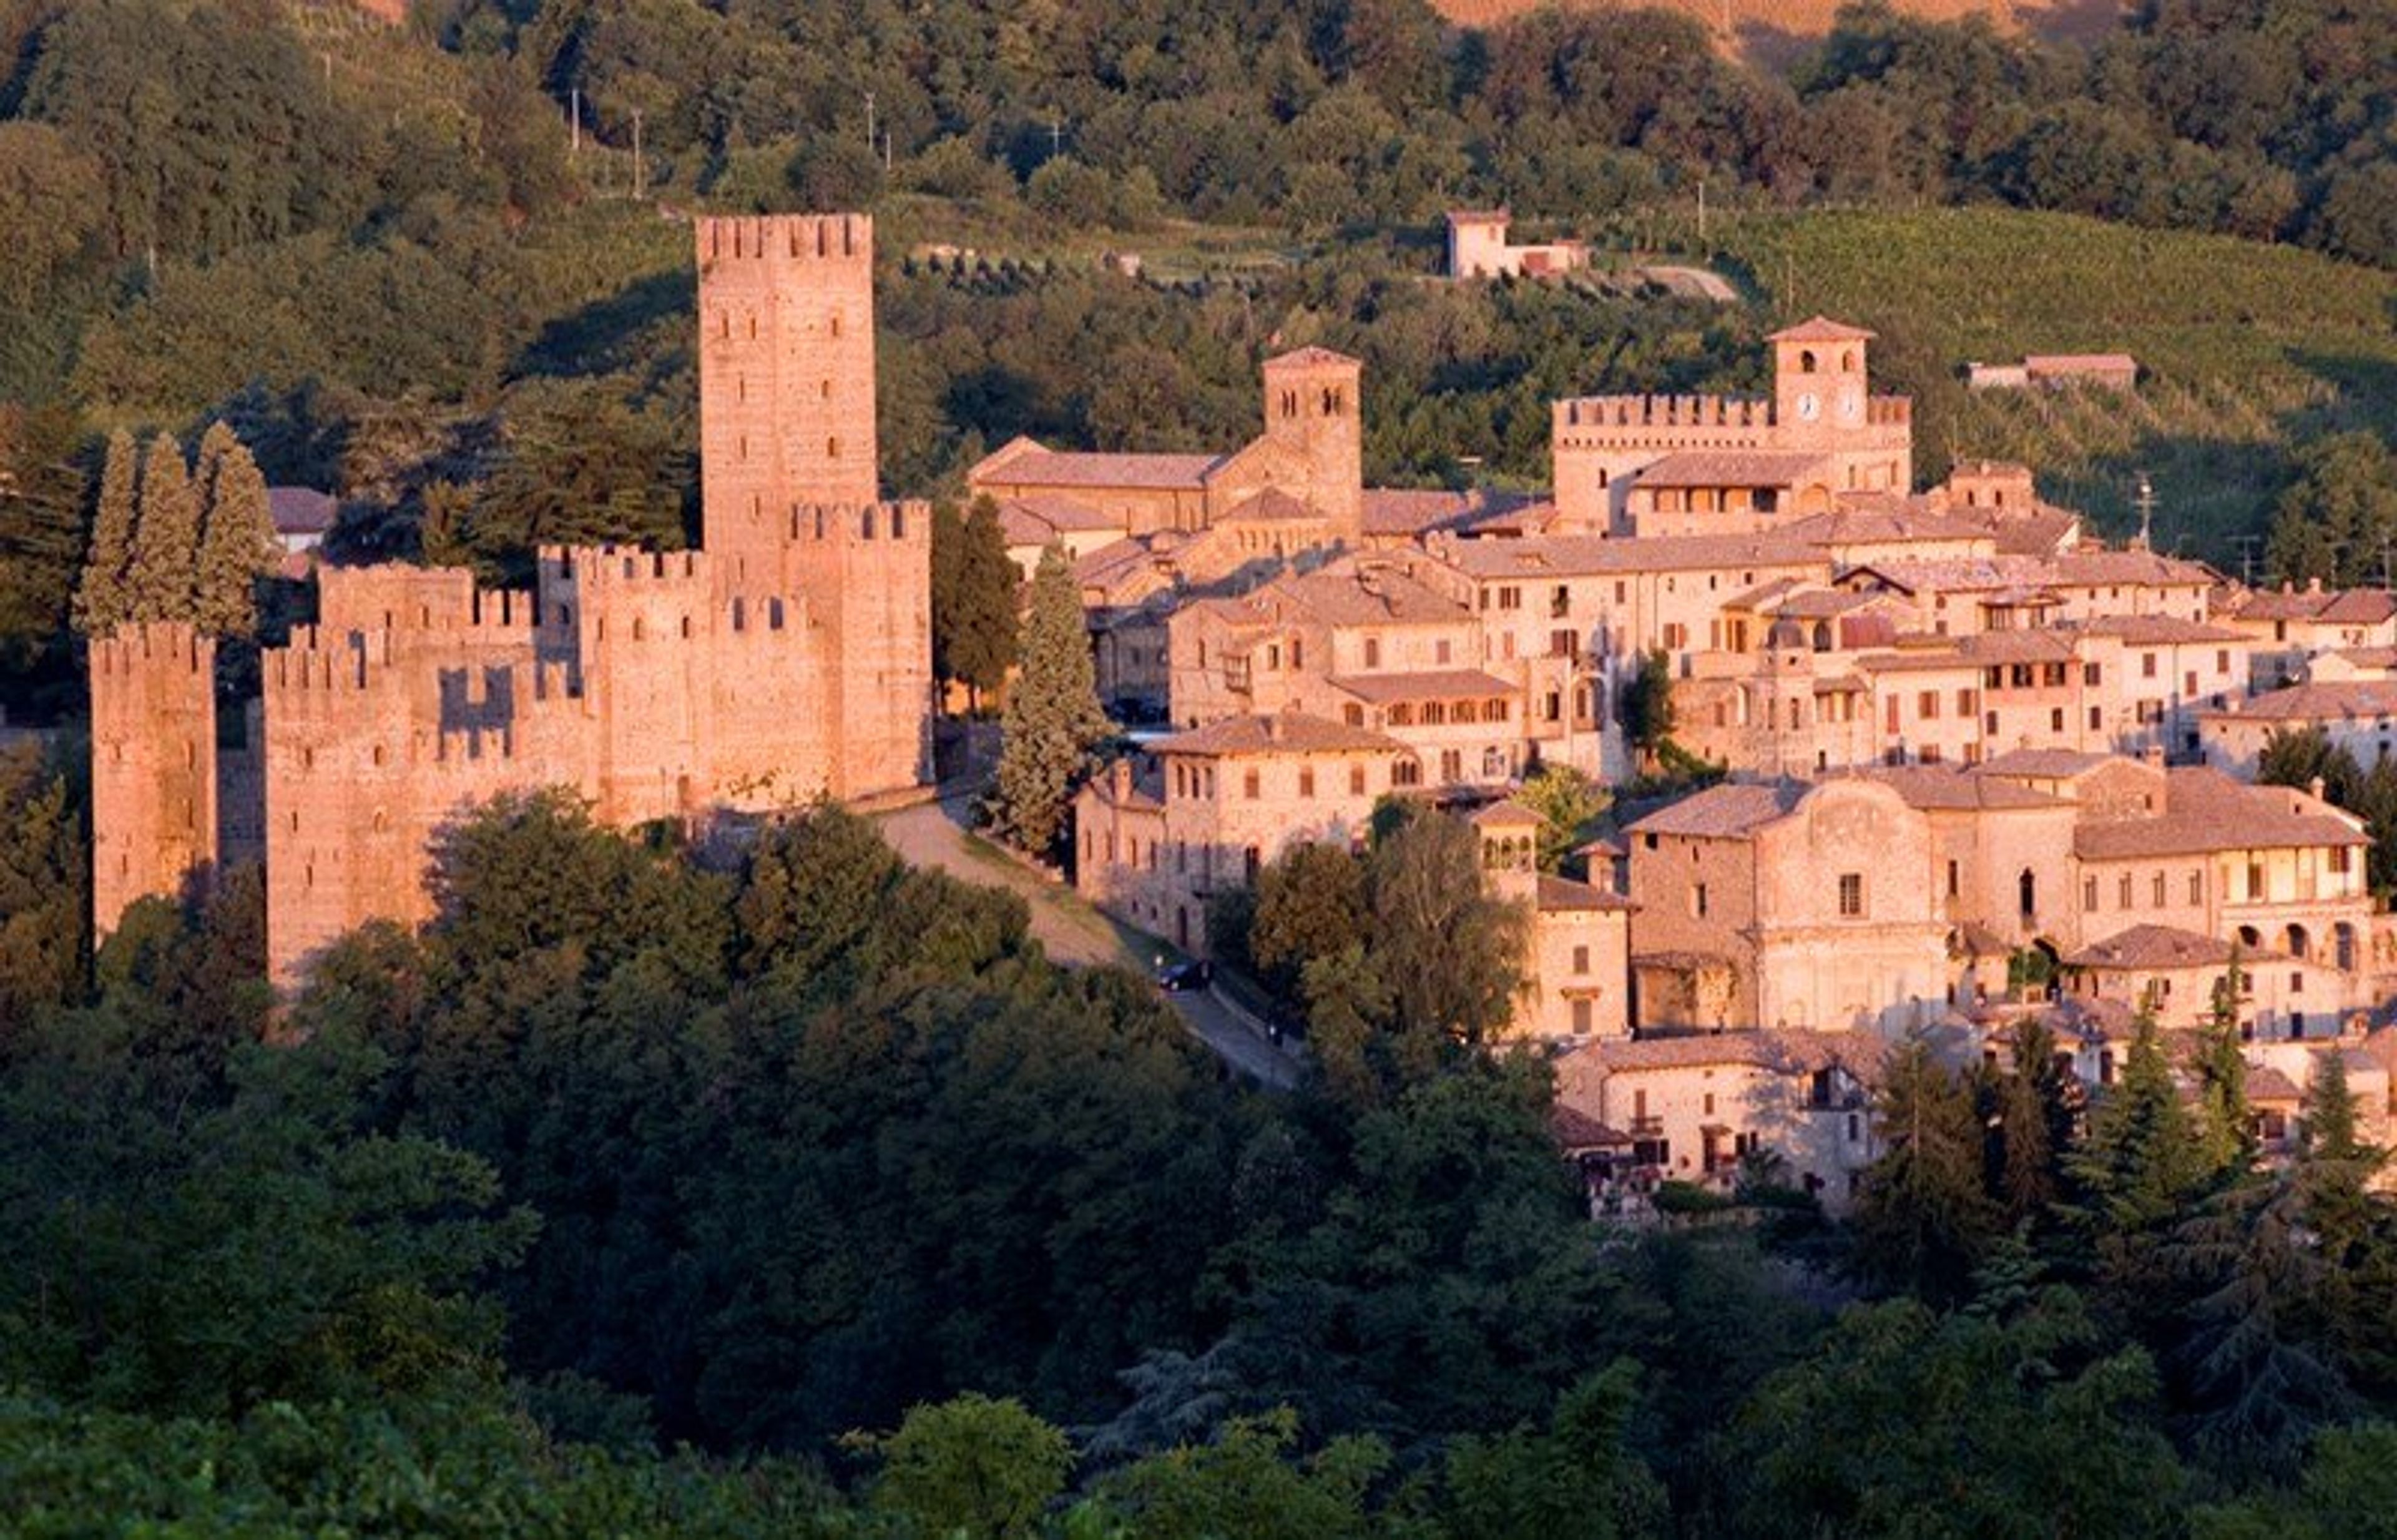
[1625,782,1807,839]
[1150,711,1404,758]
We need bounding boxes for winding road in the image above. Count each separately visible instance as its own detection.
[876,795,1301,1089]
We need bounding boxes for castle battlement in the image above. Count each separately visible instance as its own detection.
[784,498,929,544]
[91,622,211,681]
[697,212,872,266]
[1557,394,1775,433]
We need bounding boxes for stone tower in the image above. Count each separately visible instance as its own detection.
[1260,346,1363,542]
[695,212,880,595]
[1770,316,1875,444]
[91,622,218,936]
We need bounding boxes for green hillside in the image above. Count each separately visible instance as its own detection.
[1720,208,2397,567]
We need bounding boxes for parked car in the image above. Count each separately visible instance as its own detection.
[1155,959,1213,992]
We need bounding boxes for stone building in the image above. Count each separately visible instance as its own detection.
[1549,318,1913,535]
[91,213,933,984]
[1625,778,1953,1036]
[1552,1029,1886,1217]
[1444,210,1589,279]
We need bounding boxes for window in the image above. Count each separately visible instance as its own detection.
[1298,767,1315,797]
[1692,883,1710,918]
[1946,859,1960,898]
[2084,876,2100,911]
[2084,662,2101,685]
[1918,690,1939,720]
[1350,765,1366,795]
[1435,639,1451,665]
[2189,870,2203,905]
[2119,874,2134,908]
[2248,862,2266,900]
[2332,846,2353,875]
[1364,638,1381,668]
[1838,873,1865,917]
[2152,872,2167,908]
[1243,768,1261,799]
[2051,707,2066,732]
[2142,652,2159,679]
[1572,945,1590,975]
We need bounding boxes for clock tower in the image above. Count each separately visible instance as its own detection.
[1771,316,1875,441]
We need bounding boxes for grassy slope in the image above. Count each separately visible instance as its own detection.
[1717,207,2397,564]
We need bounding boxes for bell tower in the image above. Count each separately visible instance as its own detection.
[1259,346,1363,542]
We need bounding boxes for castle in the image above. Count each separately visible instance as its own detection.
[91,213,932,985]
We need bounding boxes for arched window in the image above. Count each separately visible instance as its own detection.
[1800,349,1818,373]
[2018,868,2036,921]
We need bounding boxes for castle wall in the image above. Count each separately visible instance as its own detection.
[91,624,218,936]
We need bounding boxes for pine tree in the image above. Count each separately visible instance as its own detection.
[124,434,199,624]
[72,428,139,635]
[1853,1029,1999,1304]
[2072,1010,2204,1235]
[991,544,1109,861]
[1993,1014,2076,1222]
[2193,953,2258,1181]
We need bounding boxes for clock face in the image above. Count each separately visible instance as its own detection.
[1795,391,1820,421]
[1840,389,1861,421]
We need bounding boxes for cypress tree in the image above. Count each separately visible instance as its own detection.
[1993,1014,2076,1222]
[73,428,139,635]
[2193,952,2257,1180]
[991,544,1109,862]
[193,421,277,639]
[125,434,200,624]
[929,499,965,695]
[951,495,1021,712]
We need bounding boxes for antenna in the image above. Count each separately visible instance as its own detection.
[2132,470,2154,552]
[2232,533,2263,588]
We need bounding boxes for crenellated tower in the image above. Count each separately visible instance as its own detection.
[90,623,218,936]
[696,212,880,594]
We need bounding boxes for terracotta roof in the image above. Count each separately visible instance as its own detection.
[2078,615,2245,644]
[1220,488,1325,524]
[2064,924,2252,971]
[1271,562,1468,626]
[2073,767,2369,860]
[2247,1064,2305,1103]
[1784,503,1996,547]
[1361,486,1478,537]
[1635,451,1829,489]
[1625,782,1806,838]
[1855,647,1978,675]
[1551,1103,1629,1147]
[1857,765,2062,812]
[2025,353,2137,372]
[1471,798,1541,827]
[2047,549,2218,587]
[1265,345,1360,370]
[997,494,1125,546]
[1769,316,1877,343]
[2198,680,2397,723]
[268,486,338,536]
[1328,668,1516,704]
[1976,748,2114,780]
[981,448,1225,491]
[1569,1026,1888,1080]
[1953,921,2014,956]
[1954,630,2074,664]
[1538,873,1634,913]
[1150,712,1404,758]
[2320,589,2397,624]
[1433,531,1821,579]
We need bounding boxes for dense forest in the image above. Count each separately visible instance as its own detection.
[11,752,2397,1532]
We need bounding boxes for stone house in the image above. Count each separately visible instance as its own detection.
[1552,1029,1888,1217]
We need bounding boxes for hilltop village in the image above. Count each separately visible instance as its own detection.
[86,211,2397,1219]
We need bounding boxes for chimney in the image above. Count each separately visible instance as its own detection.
[2142,744,2165,768]
[2310,776,2327,802]
[1111,757,1131,798]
